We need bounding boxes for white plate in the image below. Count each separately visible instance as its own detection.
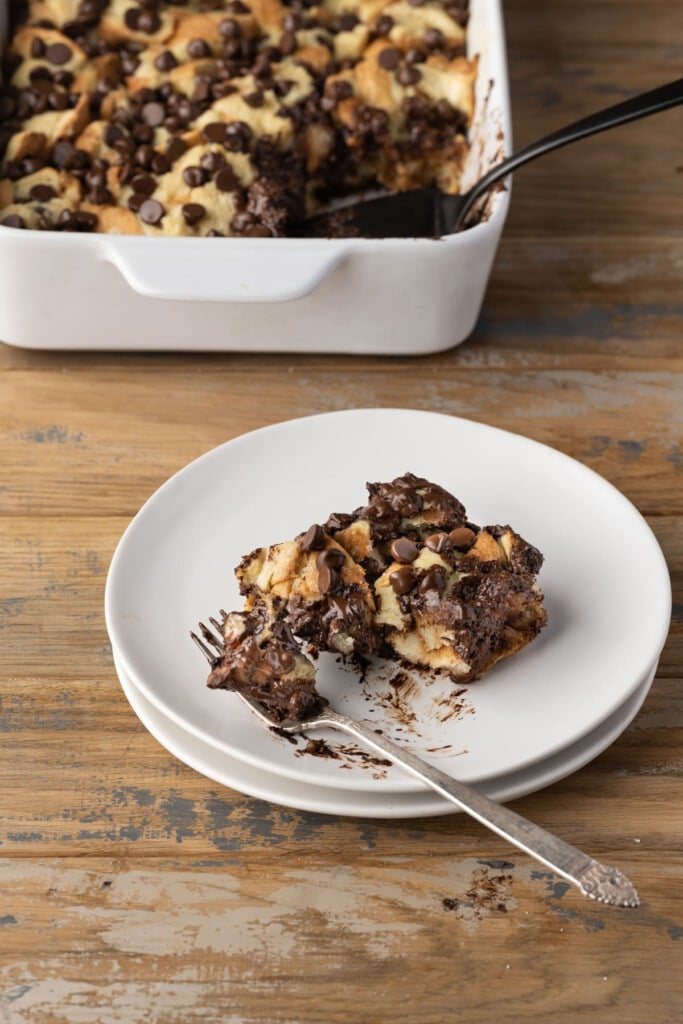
[115,647,656,818]
[105,409,671,795]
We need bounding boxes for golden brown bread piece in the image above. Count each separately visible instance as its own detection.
[0,0,476,235]
[206,475,548,721]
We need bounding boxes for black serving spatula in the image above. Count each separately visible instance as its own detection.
[303,77,683,238]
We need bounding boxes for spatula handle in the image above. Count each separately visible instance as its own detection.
[460,76,683,224]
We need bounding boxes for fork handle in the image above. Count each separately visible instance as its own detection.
[315,708,639,907]
[456,76,683,227]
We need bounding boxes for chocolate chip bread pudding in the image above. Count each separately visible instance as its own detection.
[0,0,475,235]
[206,474,548,721]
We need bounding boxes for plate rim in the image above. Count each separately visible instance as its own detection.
[105,407,672,791]
[114,646,656,819]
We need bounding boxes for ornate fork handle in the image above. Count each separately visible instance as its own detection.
[311,708,639,907]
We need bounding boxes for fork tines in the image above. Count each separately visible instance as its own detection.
[191,613,226,667]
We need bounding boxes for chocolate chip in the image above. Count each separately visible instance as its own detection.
[419,568,446,593]
[49,90,70,110]
[183,165,207,187]
[134,144,155,168]
[200,150,225,172]
[86,167,107,189]
[202,121,228,143]
[88,185,113,204]
[188,38,212,59]
[316,548,345,570]
[424,27,445,50]
[390,537,419,563]
[448,527,475,550]
[378,47,400,71]
[375,14,394,35]
[326,79,353,104]
[127,192,146,212]
[425,532,450,554]
[72,210,97,231]
[396,65,422,86]
[253,49,275,75]
[244,89,264,108]
[279,30,296,55]
[166,137,187,162]
[138,10,161,33]
[301,524,325,552]
[219,17,241,37]
[130,172,156,194]
[54,69,74,88]
[244,224,270,237]
[123,8,140,29]
[45,42,72,65]
[214,165,239,191]
[389,567,415,596]
[446,2,469,26]
[207,228,224,236]
[150,153,170,175]
[1,214,25,229]
[318,565,341,595]
[120,50,140,76]
[79,0,103,18]
[133,124,154,147]
[4,161,24,181]
[22,155,48,175]
[338,12,359,31]
[104,124,124,147]
[176,97,194,121]
[138,197,164,224]
[154,49,177,71]
[192,78,211,102]
[405,47,425,65]
[212,81,238,99]
[29,183,56,201]
[52,139,77,168]
[30,66,53,83]
[182,202,206,225]
[30,37,46,58]
[224,121,252,152]
[141,101,165,126]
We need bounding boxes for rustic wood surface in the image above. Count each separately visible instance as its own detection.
[1,1,682,1021]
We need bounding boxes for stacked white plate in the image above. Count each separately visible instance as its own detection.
[105,410,671,818]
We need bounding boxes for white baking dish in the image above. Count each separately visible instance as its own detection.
[0,0,510,354]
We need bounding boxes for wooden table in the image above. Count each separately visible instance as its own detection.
[1,2,681,1020]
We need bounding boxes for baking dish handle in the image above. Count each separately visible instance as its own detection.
[103,240,349,303]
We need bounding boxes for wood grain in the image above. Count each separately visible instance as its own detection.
[0,675,680,856]
[0,367,680,517]
[0,0,681,1020]
[0,852,680,1024]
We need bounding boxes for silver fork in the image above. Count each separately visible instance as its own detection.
[192,618,639,908]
